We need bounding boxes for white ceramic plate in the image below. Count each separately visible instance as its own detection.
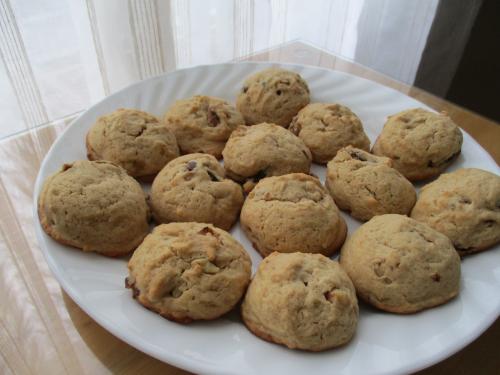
[34,62,500,375]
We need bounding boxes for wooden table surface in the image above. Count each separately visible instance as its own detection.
[0,41,498,375]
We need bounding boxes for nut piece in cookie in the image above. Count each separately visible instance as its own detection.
[372,108,463,181]
[340,214,461,313]
[163,95,245,158]
[289,103,370,163]
[411,168,500,255]
[236,68,310,127]
[86,108,179,180]
[222,123,312,193]
[37,160,150,257]
[242,252,358,351]
[127,223,252,323]
[150,153,244,231]
[240,173,347,257]
[326,146,416,221]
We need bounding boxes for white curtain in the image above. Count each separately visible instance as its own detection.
[0,0,438,139]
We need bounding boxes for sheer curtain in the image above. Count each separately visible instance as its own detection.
[0,0,438,138]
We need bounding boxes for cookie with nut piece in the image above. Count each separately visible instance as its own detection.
[150,153,244,231]
[86,108,179,181]
[240,173,347,257]
[289,103,370,163]
[38,160,150,257]
[236,67,310,127]
[163,95,245,158]
[411,168,500,255]
[241,252,358,351]
[372,108,463,181]
[340,214,461,313]
[126,222,252,323]
[326,146,416,221]
[222,123,312,193]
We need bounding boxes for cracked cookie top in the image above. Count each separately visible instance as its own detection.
[326,146,416,221]
[163,95,245,158]
[240,173,346,257]
[241,252,358,351]
[372,108,463,181]
[289,103,370,164]
[126,222,251,323]
[38,160,150,256]
[222,123,312,193]
[86,108,179,180]
[150,153,244,231]
[411,168,500,255]
[340,214,461,313]
[236,68,310,127]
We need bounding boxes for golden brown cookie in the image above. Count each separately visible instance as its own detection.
[289,103,370,163]
[150,153,244,231]
[241,252,358,351]
[240,173,347,257]
[126,223,252,323]
[340,214,461,313]
[222,123,312,193]
[38,160,150,257]
[372,108,463,181]
[86,108,179,180]
[236,68,310,127]
[325,146,416,221]
[163,95,245,158]
[411,168,500,255]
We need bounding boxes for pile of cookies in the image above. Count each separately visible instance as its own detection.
[38,67,500,352]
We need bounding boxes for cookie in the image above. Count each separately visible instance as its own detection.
[86,108,179,180]
[241,252,358,351]
[126,223,251,323]
[163,95,245,158]
[38,160,150,257]
[222,123,312,193]
[340,214,461,313]
[240,173,347,257]
[150,153,244,231]
[372,108,463,181]
[289,103,370,163]
[411,168,500,255]
[325,146,416,221]
[236,68,310,127]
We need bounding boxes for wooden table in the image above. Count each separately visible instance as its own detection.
[1,41,498,375]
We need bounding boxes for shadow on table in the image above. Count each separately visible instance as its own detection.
[413,314,500,375]
[63,289,499,374]
[62,291,192,375]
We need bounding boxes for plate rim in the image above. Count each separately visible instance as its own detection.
[33,61,500,375]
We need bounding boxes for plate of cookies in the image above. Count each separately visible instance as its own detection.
[34,62,500,375]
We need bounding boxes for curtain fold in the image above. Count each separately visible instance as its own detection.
[0,0,440,139]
